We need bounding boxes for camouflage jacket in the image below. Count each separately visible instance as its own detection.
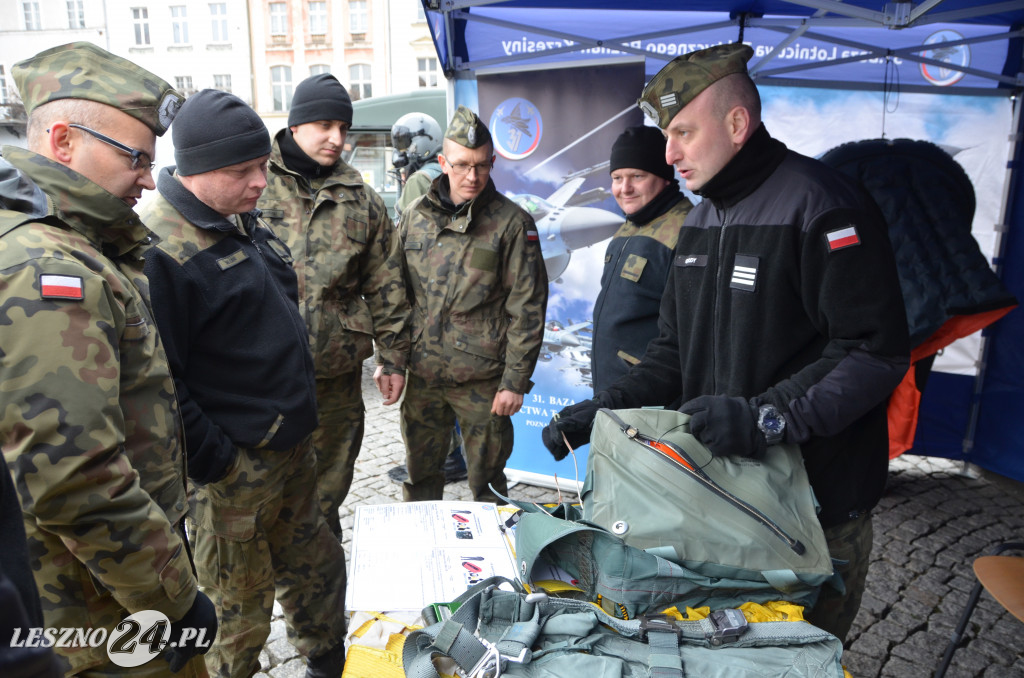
[396,160,442,217]
[398,176,548,392]
[0,147,197,671]
[259,136,410,377]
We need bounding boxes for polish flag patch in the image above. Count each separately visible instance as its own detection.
[826,226,860,251]
[39,274,84,300]
[526,229,539,242]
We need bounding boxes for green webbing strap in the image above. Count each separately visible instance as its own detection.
[494,602,541,664]
[403,577,513,678]
[647,630,684,678]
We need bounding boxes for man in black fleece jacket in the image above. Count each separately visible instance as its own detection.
[543,44,910,643]
[140,89,347,678]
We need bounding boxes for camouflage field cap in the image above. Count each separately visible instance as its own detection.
[12,41,183,136]
[638,43,754,129]
[444,105,492,149]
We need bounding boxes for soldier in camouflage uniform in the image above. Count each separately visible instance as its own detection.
[397,106,548,504]
[592,125,691,392]
[257,74,409,538]
[0,42,215,676]
[139,90,347,678]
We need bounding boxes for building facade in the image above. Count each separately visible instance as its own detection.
[0,0,444,147]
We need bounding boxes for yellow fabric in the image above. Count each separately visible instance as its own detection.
[342,645,405,678]
[659,601,807,623]
[532,579,584,594]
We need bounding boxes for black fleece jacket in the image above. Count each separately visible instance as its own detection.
[604,125,910,528]
[142,169,318,485]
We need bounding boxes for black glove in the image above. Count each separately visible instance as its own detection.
[678,395,767,459]
[541,398,601,461]
[162,591,218,673]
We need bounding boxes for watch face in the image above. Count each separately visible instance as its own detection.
[759,406,785,434]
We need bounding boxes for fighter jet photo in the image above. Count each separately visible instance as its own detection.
[539,320,593,362]
[509,177,623,281]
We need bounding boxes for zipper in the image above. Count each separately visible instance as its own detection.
[607,412,806,554]
[712,206,728,393]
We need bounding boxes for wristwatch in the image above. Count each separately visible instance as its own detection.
[756,404,786,446]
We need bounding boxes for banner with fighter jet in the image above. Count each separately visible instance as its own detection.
[476,61,646,487]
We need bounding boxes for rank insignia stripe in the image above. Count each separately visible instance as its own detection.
[826,226,860,251]
[39,274,85,300]
[730,256,759,292]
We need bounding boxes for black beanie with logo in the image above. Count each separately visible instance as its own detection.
[609,125,674,181]
[288,73,353,127]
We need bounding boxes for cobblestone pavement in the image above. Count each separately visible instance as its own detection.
[255,361,1024,678]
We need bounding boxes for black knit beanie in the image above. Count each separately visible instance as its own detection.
[609,125,674,181]
[288,74,353,127]
[173,89,270,176]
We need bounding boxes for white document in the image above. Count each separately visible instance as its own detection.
[346,501,520,612]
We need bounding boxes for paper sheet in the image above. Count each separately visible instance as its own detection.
[346,501,520,612]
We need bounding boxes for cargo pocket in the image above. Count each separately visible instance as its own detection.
[192,494,271,593]
[450,316,506,381]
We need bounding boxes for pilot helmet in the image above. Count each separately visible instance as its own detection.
[391,112,443,172]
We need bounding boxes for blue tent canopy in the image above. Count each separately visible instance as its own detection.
[423,0,1024,481]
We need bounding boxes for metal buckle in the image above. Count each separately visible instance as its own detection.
[637,613,682,642]
[457,638,502,678]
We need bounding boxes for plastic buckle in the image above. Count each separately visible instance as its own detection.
[458,638,502,678]
[637,613,682,642]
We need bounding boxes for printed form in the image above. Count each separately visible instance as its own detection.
[346,501,520,612]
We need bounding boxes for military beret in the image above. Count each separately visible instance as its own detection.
[12,41,183,136]
[638,43,754,129]
[444,105,492,149]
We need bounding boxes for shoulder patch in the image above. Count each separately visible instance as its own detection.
[39,274,84,300]
[826,225,860,251]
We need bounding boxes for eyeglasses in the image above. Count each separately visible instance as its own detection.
[443,158,493,176]
[69,123,155,171]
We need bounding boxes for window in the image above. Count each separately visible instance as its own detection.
[213,74,232,92]
[271,65,293,111]
[417,57,437,88]
[309,64,330,76]
[210,3,228,41]
[308,1,326,35]
[0,66,8,104]
[349,64,371,101]
[67,0,85,28]
[171,6,189,44]
[269,2,288,35]
[175,75,194,95]
[349,0,367,34]
[23,1,41,30]
[132,7,150,45]
[415,2,425,22]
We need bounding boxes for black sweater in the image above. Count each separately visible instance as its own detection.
[142,169,318,484]
[605,125,910,528]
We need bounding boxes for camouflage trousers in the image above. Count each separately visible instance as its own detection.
[313,374,365,537]
[400,374,513,504]
[188,439,347,678]
[805,511,874,644]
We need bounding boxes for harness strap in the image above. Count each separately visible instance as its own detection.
[647,630,684,678]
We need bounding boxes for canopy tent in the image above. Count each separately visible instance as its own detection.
[420,0,1024,481]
